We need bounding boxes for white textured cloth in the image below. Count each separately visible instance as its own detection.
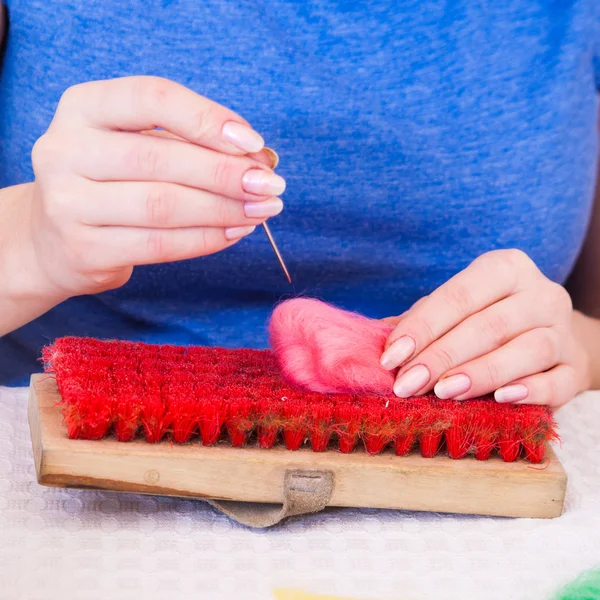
[1,386,599,600]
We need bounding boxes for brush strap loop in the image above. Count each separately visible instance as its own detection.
[206,469,334,528]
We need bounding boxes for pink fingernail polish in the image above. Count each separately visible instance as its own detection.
[242,169,286,196]
[244,198,284,218]
[222,122,264,153]
[225,225,256,240]
[380,336,416,370]
[393,364,430,398]
[434,374,471,400]
[494,384,529,403]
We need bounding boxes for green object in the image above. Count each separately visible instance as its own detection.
[553,570,600,600]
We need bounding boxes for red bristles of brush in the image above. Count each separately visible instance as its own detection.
[42,337,559,463]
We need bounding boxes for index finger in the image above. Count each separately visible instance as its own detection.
[52,76,265,155]
[380,250,538,369]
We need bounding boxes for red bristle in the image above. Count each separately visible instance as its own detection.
[334,401,362,453]
[256,397,281,449]
[309,403,334,452]
[361,403,395,456]
[226,398,256,447]
[198,397,226,446]
[140,391,169,443]
[522,440,545,464]
[42,337,559,464]
[389,403,417,456]
[466,402,496,460]
[444,406,476,460]
[62,404,84,439]
[474,441,495,461]
[282,400,308,451]
[168,395,199,444]
[257,425,279,449]
[498,434,521,462]
[394,435,415,456]
[445,426,470,459]
[420,431,443,458]
[113,382,142,442]
[60,378,114,440]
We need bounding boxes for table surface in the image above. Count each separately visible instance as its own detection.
[1,385,599,600]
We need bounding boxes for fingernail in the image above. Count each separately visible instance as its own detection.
[242,169,286,196]
[263,147,279,169]
[494,384,529,403]
[380,336,416,370]
[222,122,264,153]
[434,374,471,400]
[393,365,430,398]
[244,198,283,218]
[225,225,256,240]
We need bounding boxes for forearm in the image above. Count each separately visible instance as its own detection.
[0,183,66,336]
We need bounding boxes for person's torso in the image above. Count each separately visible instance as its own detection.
[0,0,599,384]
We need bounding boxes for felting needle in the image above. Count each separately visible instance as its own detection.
[262,222,292,284]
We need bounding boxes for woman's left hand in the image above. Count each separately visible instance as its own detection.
[380,249,591,407]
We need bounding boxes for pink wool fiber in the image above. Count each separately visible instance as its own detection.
[268,298,397,395]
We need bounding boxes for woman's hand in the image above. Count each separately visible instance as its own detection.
[380,249,591,407]
[26,76,285,299]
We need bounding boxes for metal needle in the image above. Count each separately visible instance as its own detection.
[262,222,292,284]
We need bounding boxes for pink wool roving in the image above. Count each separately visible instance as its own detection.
[268,298,397,395]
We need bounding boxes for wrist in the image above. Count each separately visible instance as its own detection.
[0,183,68,334]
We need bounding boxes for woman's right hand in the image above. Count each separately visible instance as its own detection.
[26,76,285,299]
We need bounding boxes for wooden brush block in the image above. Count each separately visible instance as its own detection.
[28,374,567,519]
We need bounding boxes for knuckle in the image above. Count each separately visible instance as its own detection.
[58,83,86,110]
[146,185,177,227]
[536,329,560,365]
[412,316,436,344]
[189,104,217,142]
[146,229,169,260]
[443,284,474,316]
[133,76,170,113]
[31,135,61,172]
[131,140,167,177]
[429,346,457,374]
[487,249,535,286]
[541,376,559,407]
[548,283,573,317]
[193,227,209,255]
[42,191,70,221]
[485,360,504,390]
[215,197,232,227]
[212,155,236,191]
[500,248,533,269]
[479,311,510,346]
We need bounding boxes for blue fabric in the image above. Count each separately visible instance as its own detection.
[0,1,599,385]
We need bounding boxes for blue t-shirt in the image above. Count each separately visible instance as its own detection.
[0,1,599,385]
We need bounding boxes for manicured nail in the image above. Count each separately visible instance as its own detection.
[263,147,279,169]
[244,198,283,218]
[222,122,264,153]
[242,169,286,196]
[434,374,471,400]
[380,336,416,370]
[393,365,430,398]
[494,384,528,403]
[225,225,256,240]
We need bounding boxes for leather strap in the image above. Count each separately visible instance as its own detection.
[207,469,334,528]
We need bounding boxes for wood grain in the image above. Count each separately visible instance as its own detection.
[28,374,567,518]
